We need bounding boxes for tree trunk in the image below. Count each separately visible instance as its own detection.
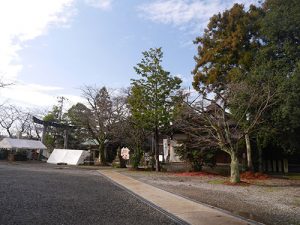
[154,126,160,172]
[150,133,155,171]
[98,142,106,165]
[245,134,253,171]
[41,125,47,144]
[230,151,240,183]
[63,129,68,149]
[7,129,12,137]
[118,147,126,168]
[257,136,263,172]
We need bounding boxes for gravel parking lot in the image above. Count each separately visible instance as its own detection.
[0,162,178,225]
[120,170,300,225]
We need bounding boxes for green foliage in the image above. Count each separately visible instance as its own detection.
[191,0,300,178]
[130,147,143,169]
[175,143,216,172]
[122,117,148,169]
[253,0,300,154]
[43,104,65,150]
[44,133,55,151]
[66,103,91,126]
[43,113,56,122]
[129,47,182,131]
[193,0,300,135]
[129,47,182,170]
[65,103,91,148]
[192,3,263,92]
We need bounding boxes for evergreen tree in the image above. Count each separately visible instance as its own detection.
[129,48,182,171]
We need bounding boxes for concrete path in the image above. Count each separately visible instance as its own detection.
[99,170,255,225]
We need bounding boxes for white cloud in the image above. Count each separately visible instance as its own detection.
[62,94,86,108]
[138,0,259,33]
[85,0,113,10]
[0,0,80,108]
[0,83,60,107]
[0,0,76,82]
[0,0,115,109]
[0,82,84,109]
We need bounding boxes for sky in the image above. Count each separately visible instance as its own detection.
[0,0,259,110]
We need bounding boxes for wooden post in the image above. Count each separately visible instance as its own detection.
[63,129,68,149]
[41,125,47,144]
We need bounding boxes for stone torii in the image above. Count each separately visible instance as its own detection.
[32,116,73,149]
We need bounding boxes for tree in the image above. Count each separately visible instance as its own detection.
[80,86,129,165]
[0,105,43,139]
[0,105,19,137]
[106,91,133,166]
[126,117,149,169]
[64,103,91,149]
[192,3,264,172]
[192,3,263,92]
[15,109,33,137]
[129,48,182,171]
[254,0,300,156]
[182,80,273,183]
[42,105,66,150]
[80,86,113,165]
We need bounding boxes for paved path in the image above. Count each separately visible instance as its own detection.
[100,170,256,225]
[0,162,178,225]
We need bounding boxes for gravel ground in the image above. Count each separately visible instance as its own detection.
[120,170,300,225]
[0,162,178,225]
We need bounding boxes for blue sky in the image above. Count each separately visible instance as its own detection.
[0,0,258,109]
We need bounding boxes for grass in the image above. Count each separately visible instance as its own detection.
[286,174,300,180]
[208,179,225,185]
[293,197,300,207]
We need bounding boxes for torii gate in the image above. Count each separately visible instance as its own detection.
[32,116,73,149]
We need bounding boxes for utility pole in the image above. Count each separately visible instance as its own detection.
[57,96,69,149]
[57,96,67,122]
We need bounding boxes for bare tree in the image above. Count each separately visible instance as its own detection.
[0,105,46,139]
[80,86,128,165]
[15,109,31,136]
[181,81,274,183]
[0,105,19,137]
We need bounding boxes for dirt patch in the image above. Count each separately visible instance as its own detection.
[240,171,269,180]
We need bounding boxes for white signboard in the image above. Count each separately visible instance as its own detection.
[144,152,150,161]
[121,147,130,160]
